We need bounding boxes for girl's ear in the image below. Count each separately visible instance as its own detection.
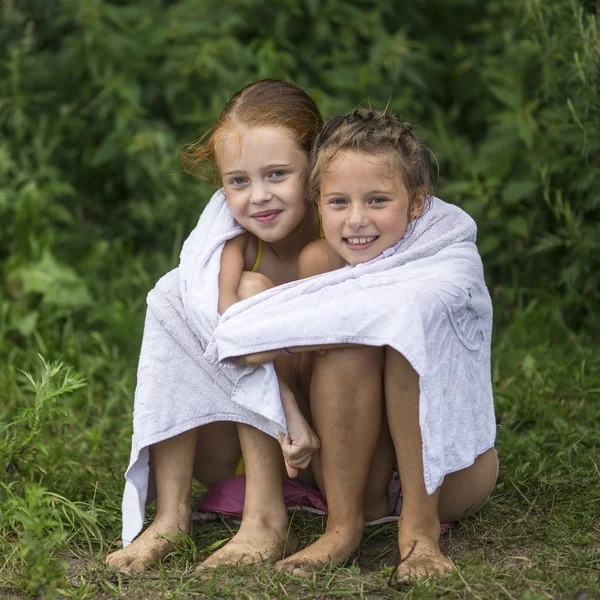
[410,186,428,219]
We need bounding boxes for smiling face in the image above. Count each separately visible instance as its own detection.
[217,126,311,243]
[318,150,425,265]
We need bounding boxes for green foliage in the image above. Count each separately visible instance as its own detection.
[435,0,600,327]
[1,356,86,479]
[0,358,112,597]
[0,0,598,330]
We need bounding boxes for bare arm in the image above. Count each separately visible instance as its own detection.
[237,239,353,365]
[274,356,320,477]
[218,234,250,315]
[298,238,347,279]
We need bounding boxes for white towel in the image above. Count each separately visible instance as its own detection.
[121,190,286,546]
[210,197,496,495]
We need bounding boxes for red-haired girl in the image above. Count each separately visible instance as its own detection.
[107,80,324,572]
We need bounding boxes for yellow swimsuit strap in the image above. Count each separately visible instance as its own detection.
[252,213,323,273]
[251,238,263,273]
[318,211,324,237]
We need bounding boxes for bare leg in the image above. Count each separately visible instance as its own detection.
[197,271,299,567]
[107,424,239,573]
[384,348,498,582]
[294,350,394,519]
[198,423,299,567]
[108,272,286,573]
[276,346,384,576]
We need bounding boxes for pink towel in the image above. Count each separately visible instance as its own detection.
[198,475,327,516]
[194,474,452,532]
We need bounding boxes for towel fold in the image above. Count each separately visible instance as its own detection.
[210,197,497,495]
[121,190,286,546]
[121,191,495,547]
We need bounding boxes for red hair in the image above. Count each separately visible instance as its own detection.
[180,79,323,185]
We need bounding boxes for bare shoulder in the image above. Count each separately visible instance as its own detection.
[223,232,256,270]
[225,231,251,251]
[298,238,346,279]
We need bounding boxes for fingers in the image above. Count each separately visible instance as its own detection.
[285,462,299,478]
[279,433,317,472]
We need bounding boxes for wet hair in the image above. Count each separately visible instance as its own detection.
[308,107,437,213]
[180,79,323,184]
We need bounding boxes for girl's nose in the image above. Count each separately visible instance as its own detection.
[347,205,368,228]
[250,182,272,204]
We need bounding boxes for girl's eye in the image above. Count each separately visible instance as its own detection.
[270,170,286,179]
[329,198,347,206]
[370,197,387,205]
[230,177,247,186]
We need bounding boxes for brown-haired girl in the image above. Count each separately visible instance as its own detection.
[107,80,325,573]
[226,108,499,581]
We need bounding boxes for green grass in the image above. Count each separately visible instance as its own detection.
[1,302,599,599]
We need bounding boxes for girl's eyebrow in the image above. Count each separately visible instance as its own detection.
[223,163,292,176]
[323,189,393,197]
[263,163,292,170]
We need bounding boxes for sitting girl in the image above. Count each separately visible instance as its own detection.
[215,108,499,581]
[107,79,324,573]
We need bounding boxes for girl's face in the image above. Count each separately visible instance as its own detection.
[319,150,425,266]
[217,126,310,243]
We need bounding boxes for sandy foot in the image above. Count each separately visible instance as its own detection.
[274,525,362,578]
[196,517,298,569]
[396,531,454,582]
[106,512,191,574]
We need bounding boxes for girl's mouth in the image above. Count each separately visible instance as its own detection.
[343,236,379,251]
[252,210,282,224]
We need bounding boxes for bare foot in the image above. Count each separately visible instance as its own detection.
[396,531,454,582]
[275,523,362,578]
[106,509,191,574]
[196,516,298,569]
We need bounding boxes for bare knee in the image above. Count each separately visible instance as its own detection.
[438,447,499,522]
[315,345,384,377]
[237,271,274,301]
[384,347,416,377]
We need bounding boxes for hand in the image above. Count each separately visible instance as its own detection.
[278,419,320,479]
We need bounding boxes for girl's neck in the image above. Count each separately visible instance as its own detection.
[267,205,320,261]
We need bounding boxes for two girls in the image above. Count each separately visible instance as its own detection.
[109,83,498,582]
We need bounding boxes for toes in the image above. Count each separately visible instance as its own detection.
[274,559,314,578]
[291,565,313,579]
[106,553,133,571]
[114,559,135,574]
[128,558,151,574]
[197,551,245,569]
[274,559,293,573]
[396,558,454,582]
[105,554,118,568]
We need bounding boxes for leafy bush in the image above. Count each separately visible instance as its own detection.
[434,0,600,327]
[1,0,598,336]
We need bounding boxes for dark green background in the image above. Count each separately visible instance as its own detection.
[2,0,598,344]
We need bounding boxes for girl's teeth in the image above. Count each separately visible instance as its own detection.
[347,236,377,245]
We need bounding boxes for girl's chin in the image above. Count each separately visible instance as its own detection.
[344,254,377,266]
[340,247,379,266]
